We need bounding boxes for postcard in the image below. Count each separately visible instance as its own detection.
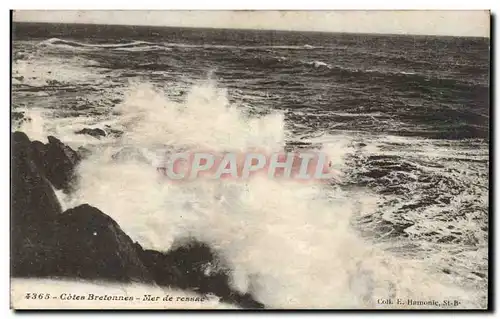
[10,10,490,310]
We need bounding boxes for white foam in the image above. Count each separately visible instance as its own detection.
[12,55,103,87]
[16,108,48,141]
[44,80,481,308]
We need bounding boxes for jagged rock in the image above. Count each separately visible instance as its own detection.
[11,132,63,221]
[138,240,264,309]
[104,128,123,138]
[52,204,154,283]
[12,111,26,121]
[472,271,486,279]
[11,202,153,282]
[13,199,263,307]
[40,136,81,191]
[12,111,31,128]
[75,127,106,139]
[11,132,63,277]
[13,134,81,192]
[11,131,264,308]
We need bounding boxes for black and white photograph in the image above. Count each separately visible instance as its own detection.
[10,10,490,309]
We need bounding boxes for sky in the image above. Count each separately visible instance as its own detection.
[13,10,490,37]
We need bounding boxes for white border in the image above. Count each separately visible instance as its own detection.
[5,1,499,10]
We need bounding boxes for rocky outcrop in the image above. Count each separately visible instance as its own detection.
[11,132,63,277]
[104,125,124,138]
[51,204,153,283]
[75,126,124,139]
[12,132,82,192]
[138,241,264,308]
[12,111,30,127]
[11,132,63,220]
[12,111,37,134]
[42,136,81,191]
[11,131,264,308]
[12,203,154,283]
[75,127,106,139]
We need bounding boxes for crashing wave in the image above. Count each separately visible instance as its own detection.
[302,60,332,69]
[38,38,171,52]
[41,80,479,309]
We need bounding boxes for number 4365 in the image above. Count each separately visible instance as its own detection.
[25,293,50,300]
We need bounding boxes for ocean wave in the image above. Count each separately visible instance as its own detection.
[12,55,105,87]
[38,38,172,52]
[310,64,486,87]
[23,79,481,308]
[163,42,321,51]
[113,45,172,52]
[219,55,333,72]
[302,60,332,69]
[240,57,423,77]
[217,52,479,86]
[37,37,322,53]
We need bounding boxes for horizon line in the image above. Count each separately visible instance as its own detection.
[12,20,491,39]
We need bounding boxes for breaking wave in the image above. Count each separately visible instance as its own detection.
[38,38,172,52]
[30,79,481,308]
[37,38,322,53]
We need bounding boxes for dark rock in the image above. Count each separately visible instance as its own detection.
[105,128,123,138]
[11,132,263,308]
[75,128,106,139]
[11,132,63,220]
[11,132,63,277]
[11,131,81,192]
[11,203,153,283]
[12,111,31,127]
[13,198,263,307]
[12,111,26,122]
[471,271,486,279]
[138,240,264,309]
[51,204,154,283]
[41,136,81,191]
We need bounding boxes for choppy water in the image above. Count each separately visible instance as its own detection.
[12,22,490,308]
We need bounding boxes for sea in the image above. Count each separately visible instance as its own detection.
[11,22,490,308]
